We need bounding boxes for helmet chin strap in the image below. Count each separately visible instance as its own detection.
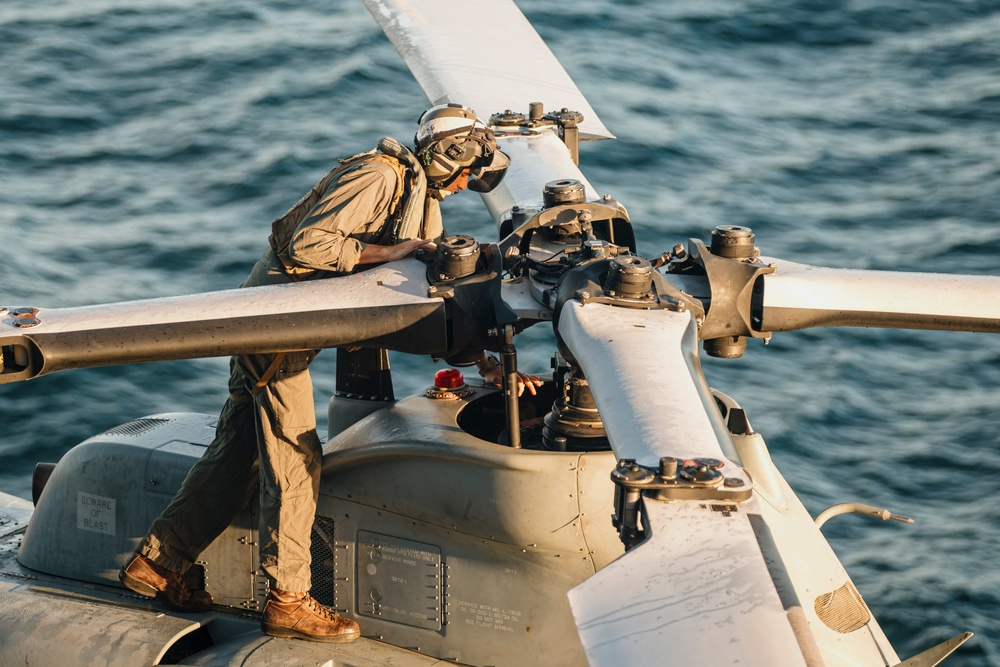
[429,187,455,201]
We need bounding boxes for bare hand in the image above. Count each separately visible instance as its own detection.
[358,238,436,264]
[483,367,543,397]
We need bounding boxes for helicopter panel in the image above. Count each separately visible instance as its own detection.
[17,412,264,610]
[319,387,619,552]
[313,491,597,666]
[305,386,624,665]
[0,575,204,667]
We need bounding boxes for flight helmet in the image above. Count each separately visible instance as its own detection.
[415,103,510,192]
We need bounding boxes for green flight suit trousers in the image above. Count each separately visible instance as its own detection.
[140,348,322,593]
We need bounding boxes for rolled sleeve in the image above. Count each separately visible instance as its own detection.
[287,161,397,274]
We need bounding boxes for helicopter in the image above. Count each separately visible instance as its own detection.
[1,0,999,664]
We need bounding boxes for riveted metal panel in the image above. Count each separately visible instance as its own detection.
[357,531,442,631]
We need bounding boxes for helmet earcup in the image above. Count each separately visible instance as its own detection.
[414,103,505,189]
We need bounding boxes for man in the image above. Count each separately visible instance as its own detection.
[119,104,537,642]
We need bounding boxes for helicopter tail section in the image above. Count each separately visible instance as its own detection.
[891,632,974,667]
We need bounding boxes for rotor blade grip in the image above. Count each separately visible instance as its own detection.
[758,258,1000,333]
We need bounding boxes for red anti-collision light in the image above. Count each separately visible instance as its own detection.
[434,368,465,389]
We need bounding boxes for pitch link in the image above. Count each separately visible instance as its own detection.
[610,457,752,549]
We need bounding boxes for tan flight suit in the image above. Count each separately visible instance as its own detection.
[139,138,442,592]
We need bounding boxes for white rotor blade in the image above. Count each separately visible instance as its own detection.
[482,129,602,222]
[557,302,729,465]
[0,259,445,383]
[363,0,614,140]
[559,302,806,665]
[760,258,1000,333]
[570,499,807,667]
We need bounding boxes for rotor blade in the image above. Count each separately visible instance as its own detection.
[557,301,730,465]
[759,258,1000,333]
[363,0,614,140]
[558,302,807,665]
[569,499,807,667]
[482,130,602,223]
[0,259,446,384]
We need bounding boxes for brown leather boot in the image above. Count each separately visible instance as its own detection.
[261,589,361,643]
[119,552,213,612]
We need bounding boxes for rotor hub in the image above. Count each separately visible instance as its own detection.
[703,335,747,359]
[543,108,583,128]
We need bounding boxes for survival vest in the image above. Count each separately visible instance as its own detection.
[267,137,428,277]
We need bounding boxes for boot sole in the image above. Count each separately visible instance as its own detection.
[119,567,213,612]
[261,623,360,643]
[119,568,158,598]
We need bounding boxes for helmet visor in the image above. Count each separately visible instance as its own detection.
[468,149,510,193]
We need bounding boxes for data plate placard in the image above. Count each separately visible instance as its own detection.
[357,531,442,630]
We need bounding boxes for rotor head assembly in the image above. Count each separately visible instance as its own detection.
[414,103,510,192]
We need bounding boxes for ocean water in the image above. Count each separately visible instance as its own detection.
[1,0,999,663]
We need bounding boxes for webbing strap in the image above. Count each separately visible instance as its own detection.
[250,352,288,399]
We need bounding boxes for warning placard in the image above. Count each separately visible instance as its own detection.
[77,491,116,535]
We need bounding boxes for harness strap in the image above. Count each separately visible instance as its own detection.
[250,352,288,399]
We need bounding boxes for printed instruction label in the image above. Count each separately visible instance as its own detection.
[357,531,441,630]
[453,599,523,633]
[77,491,116,535]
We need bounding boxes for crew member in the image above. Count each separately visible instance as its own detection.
[120,104,539,642]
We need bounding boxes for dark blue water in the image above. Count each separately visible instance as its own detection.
[2,0,999,663]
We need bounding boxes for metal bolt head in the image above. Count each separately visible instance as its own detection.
[659,457,679,478]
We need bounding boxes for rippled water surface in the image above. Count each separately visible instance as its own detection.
[2,0,999,663]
